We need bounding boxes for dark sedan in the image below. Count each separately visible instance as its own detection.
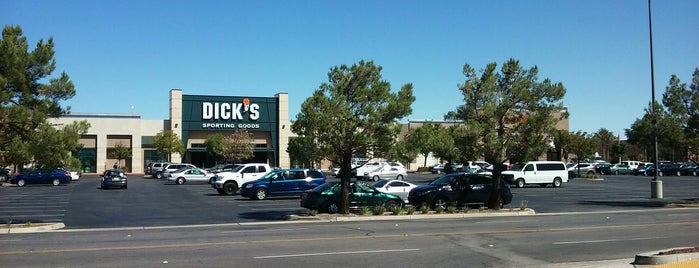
[11,168,72,187]
[100,169,128,189]
[408,173,512,210]
[300,181,404,214]
[678,163,698,176]
[646,164,682,177]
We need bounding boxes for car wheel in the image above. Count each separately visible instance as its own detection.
[384,200,400,211]
[208,177,215,184]
[372,175,380,182]
[176,177,185,185]
[223,182,237,195]
[17,179,26,187]
[155,172,163,179]
[327,202,339,214]
[432,197,448,210]
[396,174,404,181]
[52,178,60,186]
[553,177,562,188]
[216,188,226,195]
[255,188,268,200]
[614,170,619,175]
[516,178,525,188]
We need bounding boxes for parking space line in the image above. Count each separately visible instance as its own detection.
[253,248,420,259]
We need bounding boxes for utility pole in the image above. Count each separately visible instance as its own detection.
[648,0,663,199]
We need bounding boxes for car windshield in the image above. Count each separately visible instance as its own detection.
[429,175,455,186]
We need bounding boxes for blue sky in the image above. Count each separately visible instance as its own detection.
[4,0,698,139]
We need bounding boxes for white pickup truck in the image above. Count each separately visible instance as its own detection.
[211,163,272,195]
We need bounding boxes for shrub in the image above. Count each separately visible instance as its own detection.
[519,200,528,211]
[406,206,416,215]
[417,166,431,172]
[372,205,386,215]
[447,206,457,214]
[360,207,371,215]
[435,206,444,214]
[391,206,403,215]
[309,210,318,216]
[420,205,430,214]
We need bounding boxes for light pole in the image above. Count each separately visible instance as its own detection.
[648,0,663,199]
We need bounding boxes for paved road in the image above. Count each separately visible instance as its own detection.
[1,173,698,228]
[1,208,697,267]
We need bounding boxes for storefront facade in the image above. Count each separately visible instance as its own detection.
[52,89,292,174]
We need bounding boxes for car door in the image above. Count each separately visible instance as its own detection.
[189,169,208,182]
[349,183,374,208]
[386,180,411,201]
[464,175,492,204]
[267,171,290,195]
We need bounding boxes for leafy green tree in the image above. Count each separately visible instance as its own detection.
[429,125,459,168]
[403,122,440,167]
[110,143,132,169]
[153,130,184,162]
[292,60,414,214]
[0,25,76,167]
[387,138,417,169]
[552,129,571,162]
[568,131,595,175]
[661,68,699,160]
[449,59,566,209]
[287,136,321,168]
[31,121,89,169]
[593,128,617,161]
[610,141,627,163]
[223,129,254,163]
[626,102,685,161]
[204,133,227,163]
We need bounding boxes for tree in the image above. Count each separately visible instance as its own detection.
[153,130,184,162]
[610,141,627,163]
[552,129,571,162]
[292,60,414,214]
[31,121,89,169]
[449,59,567,209]
[0,25,77,167]
[287,136,326,168]
[661,68,699,160]
[387,138,417,169]
[568,130,595,174]
[593,128,616,161]
[204,133,227,163]
[223,129,254,163]
[403,122,440,167]
[111,143,132,169]
[626,102,685,161]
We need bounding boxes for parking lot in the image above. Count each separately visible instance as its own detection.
[1,172,698,228]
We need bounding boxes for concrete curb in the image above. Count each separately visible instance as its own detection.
[286,208,536,222]
[632,247,699,266]
[1,223,65,234]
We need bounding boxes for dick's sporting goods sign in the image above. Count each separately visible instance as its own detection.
[181,95,278,131]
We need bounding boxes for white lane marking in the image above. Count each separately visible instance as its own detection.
[221,228,308,233]
[254,248,420,259]
[553,237,664,245]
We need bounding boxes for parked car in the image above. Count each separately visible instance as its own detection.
[502,161,568,188]
[240,168,327,200]
[11,168,72,187]
[678,163,698,176]
[1,167,13,182]
[212,163,273,195]
[300,181,404,214]
[372,179,417,203]
[147,162,170,176]
[595,163,612,175]
[159,163,197,179]
[568,163,596,175]
[330,167,340,177]
[167,167,218,185]
[362,162,407,181]
[656,163,682,176]
[408,173,512,210]
[609,164,632,175]
[100,169,128,189]
[353,161,385,178]
[631,164,650,176]
[205,163,240,173]
[430,164,444,174]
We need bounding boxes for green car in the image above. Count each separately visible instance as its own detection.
[610,164,632,175]
[300,181,404,214]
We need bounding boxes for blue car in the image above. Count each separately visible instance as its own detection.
[240,168,327,200]
[11,168,72,187]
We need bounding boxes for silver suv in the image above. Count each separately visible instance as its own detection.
[154,163,195,179]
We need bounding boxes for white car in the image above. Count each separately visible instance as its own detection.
[70,171,81,181]
[372,179,417,203]
[363,162,408,181]
[167,168,218,185]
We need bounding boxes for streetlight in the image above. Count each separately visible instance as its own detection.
[648,0,662,199]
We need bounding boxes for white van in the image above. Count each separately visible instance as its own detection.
[501,161,568,188]
[620,161,641,170]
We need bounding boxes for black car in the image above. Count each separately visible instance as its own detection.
[0,167,12,182]
[645,163,681,177]
[631,164,650,176]
[408,173,512,210]
[678,163,698,176]
[100,169,128,189]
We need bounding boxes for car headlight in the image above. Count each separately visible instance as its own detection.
[245,184,253,189]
